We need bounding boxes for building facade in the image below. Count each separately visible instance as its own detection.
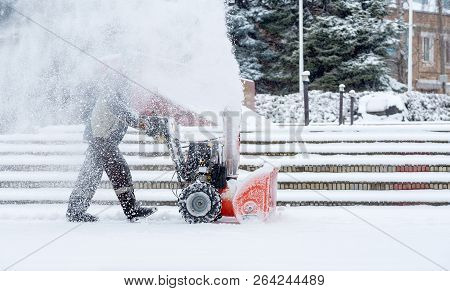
[389,0,450,93]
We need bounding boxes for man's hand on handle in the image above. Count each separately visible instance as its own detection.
[138,115,168,143]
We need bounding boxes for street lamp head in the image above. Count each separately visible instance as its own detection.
[301,71,310,83]
[349,90,356,97]
[339,84,345,92]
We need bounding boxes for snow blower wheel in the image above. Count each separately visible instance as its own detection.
[178,182,222,224]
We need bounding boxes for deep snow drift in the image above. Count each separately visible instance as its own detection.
[0,205,449,271]
[0,0,243,132]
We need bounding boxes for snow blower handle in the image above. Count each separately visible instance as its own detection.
[140,115,187,181]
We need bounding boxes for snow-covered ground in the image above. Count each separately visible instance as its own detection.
[0,204,449,271]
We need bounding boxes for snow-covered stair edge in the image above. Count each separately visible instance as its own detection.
[3,131,450,144]
[34,123,450,134]
[2,143,450,156]
[241,143,450,154]
[2,154,450,167]
[1,164,448,173]
[1,171,449,191]
[2,123,450,144]
[1,171,450,183]
[2,181,447,191]
[1,189,449,204]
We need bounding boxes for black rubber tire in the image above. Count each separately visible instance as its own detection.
[178,182,222,224]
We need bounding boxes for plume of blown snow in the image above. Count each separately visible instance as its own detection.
[0,0,243,132]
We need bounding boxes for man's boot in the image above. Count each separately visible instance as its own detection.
[67,211,99,222]
[66,196,98,222]
[116,187,157,221]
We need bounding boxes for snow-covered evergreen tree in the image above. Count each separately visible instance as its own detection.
[226,0,265,82]
[0,1,14,23]
[226,0,298,95]
[251,0,299,95]
[304,0,404,92]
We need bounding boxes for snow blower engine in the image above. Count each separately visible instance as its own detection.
[144,115,278,224]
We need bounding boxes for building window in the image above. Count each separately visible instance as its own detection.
[421,32,435,65]
[446,39,450,65]
[423,36,431,62]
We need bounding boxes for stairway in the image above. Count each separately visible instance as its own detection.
[0,123,449,204]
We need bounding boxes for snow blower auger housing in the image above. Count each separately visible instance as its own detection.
[144,115,278,224]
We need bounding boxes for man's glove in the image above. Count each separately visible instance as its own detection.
[138,115,168,143]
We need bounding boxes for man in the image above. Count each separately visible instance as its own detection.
[66,72,159,222]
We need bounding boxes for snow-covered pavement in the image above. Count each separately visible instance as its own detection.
[0,204,449,271]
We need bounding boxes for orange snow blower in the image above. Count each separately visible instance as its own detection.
[144,113,278,224]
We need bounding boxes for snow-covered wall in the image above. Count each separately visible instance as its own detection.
[0,0,243,132]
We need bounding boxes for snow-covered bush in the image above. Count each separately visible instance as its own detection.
[255,91,450,123]
[255,91,362,123]
[405,92,450,122]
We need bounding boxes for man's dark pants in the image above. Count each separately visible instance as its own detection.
[67,138,133,216]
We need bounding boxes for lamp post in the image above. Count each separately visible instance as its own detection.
[437,0,447,94]
[299,0,304,94]
[339,84,345,125]
[407,0,413,93]
[349,90,356,125]
[302,71,310,126]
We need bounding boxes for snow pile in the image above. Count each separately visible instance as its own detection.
[0,0,242,133]
[358,92,407,122]
[255,91,450,123]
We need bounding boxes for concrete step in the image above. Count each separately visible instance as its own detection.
[1,154,449,173]
[241,143,450,156]
[0,171,449,190]
[1,164,449,173]
[1,142,450,156]
[243,164,450,173]
[1,189,449,206]
[2,124,450,146]
[240,132,450,144]
[0,180,448,191]
[3,131,449,145]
